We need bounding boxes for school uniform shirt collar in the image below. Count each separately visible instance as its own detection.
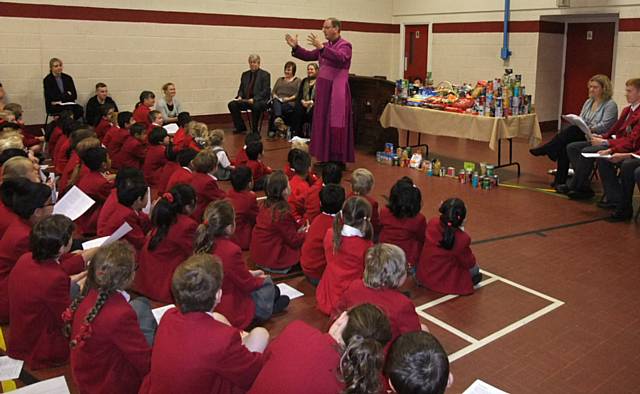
[322,212,336,217]
[632,102,640,112]
[118,290,131,302]
[182,167,192,173]
[341,224,364,237]
[208,173,218,181]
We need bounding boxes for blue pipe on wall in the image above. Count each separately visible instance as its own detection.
[501,0,512,60]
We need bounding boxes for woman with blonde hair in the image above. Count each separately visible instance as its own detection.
[156,82,184,124]
[529,74,618,187]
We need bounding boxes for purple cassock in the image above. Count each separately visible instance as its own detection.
[292,37,354,163]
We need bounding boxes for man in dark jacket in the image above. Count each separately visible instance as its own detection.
[228,54,271,134]
[85,82,119,126]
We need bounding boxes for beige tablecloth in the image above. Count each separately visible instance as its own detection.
[379,103,542,151]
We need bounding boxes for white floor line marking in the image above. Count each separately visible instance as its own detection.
[480,270,564,304]
[416,310,479,344]
[416,276,500,311]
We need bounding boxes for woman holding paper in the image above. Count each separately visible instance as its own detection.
[529,74,618,187]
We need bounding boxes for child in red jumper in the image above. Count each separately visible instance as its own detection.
[76,147,115,236]
[379,177,426,272]
[300,184,345,286]
[164,148,198,193]
[104,111,135,170]
[250,171,306,274]
[65,241,156,394]
[133,90,155,128]
[143,127,169,190]
[349,168,381,237]
[416,198,482,295]
[304,162,343,223]
[94,103,116,141]
[195,200,289,329]
[146,110,163,137]
[244,140,272,191]
[135,185,197,303]
[97,168,144,233]
[58,133,100,193]
[156,144,180,195]
[233,132,261,167]
[172,112,193,152]
[316,196,373,315]
[227,167,258,250]
[287,148,312,225]
[191,149,226,222]
[116,123,146,170]
[8,215,94,369]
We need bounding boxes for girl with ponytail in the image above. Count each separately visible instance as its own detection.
[194,199,289,329]
[247,303,392,394]
[65,241,155,394]
[135,184,198,303]
[416,198,482,295]
[133,90,156,128]
[316,196,373,315]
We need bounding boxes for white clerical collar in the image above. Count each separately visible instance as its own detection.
[341,224,364,237]
[118,290,131,302]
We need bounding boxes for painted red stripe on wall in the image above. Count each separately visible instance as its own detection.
[0,1,399,33]
[432,21,564,34]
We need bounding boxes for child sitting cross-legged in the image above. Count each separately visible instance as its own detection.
[227,167,258,251]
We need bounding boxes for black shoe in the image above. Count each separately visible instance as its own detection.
[233,127,247,134]
[567,190,595,200]
[472,273,483,286]
[605,210,633,222]
[273,295,290,314]
[596,201,617,210]
[555,184,570,194]
[529,146,547,157]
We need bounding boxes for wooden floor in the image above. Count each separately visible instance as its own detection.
[218,123,640,394]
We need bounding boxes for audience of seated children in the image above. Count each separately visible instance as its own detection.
[58,128,97,192]
[379,177,427,272]
[136,185,198,304]
[337,243,422,340]
[287,148,312,224]
[64,241,156,394]
[250,171,306,274]
[416,198,482,295]
[304,162,343,223]
[248,303,392,394]
[194,200,290,329]
[227,167,258,250]
[316,196,373,315]
[349,168,381,236]
[133,91,155,128]
[164,148,198,193]
[172,112,195,152]
[97,170,151,251]
[94,103,116,140]
[316,197,373,315]
[143,127,169,190]
[116,123,147,170]
[140,254,268,394]
[210,129,234,180]
[244,140,272,191]
[385,331,452,394]
[75,147,115,236]
[191,149,226,221]
[104,111,135,170]
[146,110,163,136]
[8,215,94,369]
[0,179,52,323]
[300,184,345,286]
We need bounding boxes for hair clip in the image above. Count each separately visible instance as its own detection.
[447,221,453,227]
[203,220,209,225]
[163,192,174,203]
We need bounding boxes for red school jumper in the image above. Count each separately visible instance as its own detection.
[76,171,114,236]
[378,206,427,268]
[416,218,477,295]
[315,228,373,315]
[97,202,151,251]
[8,253,85,369]
[191,172,226,222]
[0,201,19,239]
[133,104,151,129]
[287,175,310,224]
[303,181,323,223]
[164,167,193,193]
[139,308,263,394]
[227,189,259,250]
[142,144,167,190]
[71,289,151,394]
[135,214,198,304]
[211,237,264,329]
[118,136,146,170]
[300,213,334,282]
[249,207,305,270]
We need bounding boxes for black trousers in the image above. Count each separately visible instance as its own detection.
[541,125,587,185]
[599,158,640,213]
[291,102,313,137]
[228,100,268,134]
[51,103,84,121]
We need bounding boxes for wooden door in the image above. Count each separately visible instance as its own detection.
[404,25,429,81]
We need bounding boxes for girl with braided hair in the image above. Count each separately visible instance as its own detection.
[247,303,392,394]
[135,184,198,303]
[65,241,155,394]
[416,198,482,295]
[316,196,373,315]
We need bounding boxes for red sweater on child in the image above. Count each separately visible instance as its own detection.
[71,289,151,394]
[48,126,63,158]
[379,206,427,268]
[104,126,130,169]
[53,137,71,174]
[212,237,264,329]
[316,228,372,315]
[117,136,146,170]
[0,218,31,323]
[133,105,151,129]
[76,171,114,236]
[244,159,272,183]
[8,253,85,369]
[227,189,259,250]
[135,214,197,304]
[416,218,477,295]
[234,147,249,166]
[250,206,304,270]
[165,167,193,193]
[300,213,334,281]
[157,161,181,195]
[139,308,263,394]
[303,181,323,223]
[0,201,19,240]
[288,175,310,225]
[142,144,167,189]
[97,202,151,251]
[95,118,112,141]
[191,172,226,222]
[247,320,342,394]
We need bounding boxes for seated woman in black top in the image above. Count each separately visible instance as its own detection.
[43,58,84,120]
[290,63,318,138]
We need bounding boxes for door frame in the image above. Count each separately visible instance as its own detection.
[398,22,433,81]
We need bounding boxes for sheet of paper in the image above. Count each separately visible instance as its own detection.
[49,173,58,204]
[289,136,310,144]
[562,114,592,140]
[152,304,175,324]
[52,186,95,221]
[81,236,109,250]
[276,283,304,300]
[163,123,179,135]
[59,102,77,106]
[581,152,612,159]
[12,376,70,394]
[0,356,24,381]
[142,187,152,215]
[462,379,509,394]
[81,222,133,250]
[632,153,640,160]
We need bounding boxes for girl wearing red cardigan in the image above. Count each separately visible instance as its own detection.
[250,171,307,274]
[416,198,482,295]
[194,200,289,329]
[142,127,169,190]
[316,196,373,315]
[227,167,258,250]
[133,91,155,129]
[8,215,94,369]
[75,147,115,237]
[64,241,156,394]
[190,149,226,222]
[104,111,135,170]
[135,185,198,304]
